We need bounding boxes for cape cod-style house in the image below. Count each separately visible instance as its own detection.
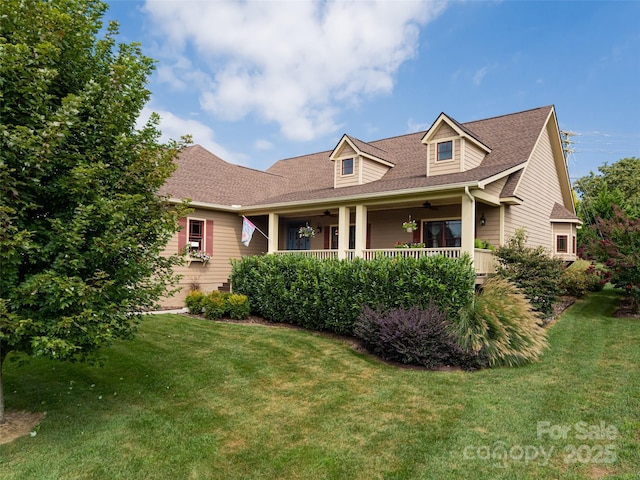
[158,105,580,305]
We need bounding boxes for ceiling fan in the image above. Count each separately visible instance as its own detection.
[422,201,439,210]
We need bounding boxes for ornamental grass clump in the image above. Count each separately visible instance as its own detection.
[454,277,548,367]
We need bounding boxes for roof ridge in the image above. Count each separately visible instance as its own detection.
[462,105,553,126]
[189,144,284,179]
[346,134,389,153]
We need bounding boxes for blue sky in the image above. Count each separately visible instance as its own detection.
[105,0,640,180]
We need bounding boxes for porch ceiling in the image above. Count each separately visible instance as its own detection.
[258,195,464,218]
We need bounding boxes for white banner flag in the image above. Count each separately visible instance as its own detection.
[241,216,256,247]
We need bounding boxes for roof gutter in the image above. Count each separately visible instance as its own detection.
[165,197,244,213]
[239,180,481,213]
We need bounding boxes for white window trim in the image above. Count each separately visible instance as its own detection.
[187,217,209,254]
[341,157,355,176]
[436,140,454,162]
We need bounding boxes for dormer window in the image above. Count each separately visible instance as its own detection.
[342,158,354,175]
[437,141,453,161]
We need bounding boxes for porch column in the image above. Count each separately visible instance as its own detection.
[337,206,350,260]
[499,205,505,246]
[461,189,475,258]
[268,213,279,253]
[354,204,367,258]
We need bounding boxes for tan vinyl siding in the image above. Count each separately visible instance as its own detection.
[464,141,486,170]
[483,177,508,197]
[432,123,457,140]
[361,157,390,184]
[428,138,461,176]
[476,206,500,248]
[336,143,357,157]
[335,156,360,188]
[552,222,577,261]
[503,122,564,251]
[160,209,267,307]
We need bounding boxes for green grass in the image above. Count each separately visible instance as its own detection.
[1,287,639,479]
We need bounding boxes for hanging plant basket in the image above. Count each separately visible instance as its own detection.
[298,224,316,238]
[402,219,417,233]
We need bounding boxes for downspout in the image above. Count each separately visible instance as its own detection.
[464,185,474,203]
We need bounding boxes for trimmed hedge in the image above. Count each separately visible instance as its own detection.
[230,253,476,335]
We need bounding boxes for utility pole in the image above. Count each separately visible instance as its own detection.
[560,130,575,161]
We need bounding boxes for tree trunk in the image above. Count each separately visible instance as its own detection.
[0,341,6,425]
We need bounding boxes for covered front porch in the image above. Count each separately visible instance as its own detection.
[249,188,502,275]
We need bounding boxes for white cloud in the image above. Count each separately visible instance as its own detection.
[254,139,274,151]
[472,66,489,86]
[138,106,237,162]
[406,118,430,133]
[143,0,446,142]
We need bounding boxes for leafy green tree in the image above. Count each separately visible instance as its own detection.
[574,157,640,223]
[0,0,189,423]
[574,157,639,261]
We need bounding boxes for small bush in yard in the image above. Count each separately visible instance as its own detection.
[203,291,229,320]
[354,304,486,370]
[495,228,564,317]
[559,260,603,297]
[185,290,206,314]
[227,294,250,320]
[454,277,548,367]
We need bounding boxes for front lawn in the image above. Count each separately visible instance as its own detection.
[1,288,638,479]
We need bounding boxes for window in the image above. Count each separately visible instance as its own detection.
[437,141,453,161]
[189,219,205,251]
[424,220,461,247]
[330,225,355,250]
[342,158,354,175]
[178,217,213,259]
[556,235,568,253]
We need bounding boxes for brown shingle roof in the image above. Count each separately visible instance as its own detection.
[500,170,523,198]
[163,106,555,208]
[345,135,396,165]
[159,144,285,206]
[550,202,581,221]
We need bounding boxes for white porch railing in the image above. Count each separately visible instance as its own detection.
[274,249,339,260]
[362,247,461,260]
[273,247,497,275]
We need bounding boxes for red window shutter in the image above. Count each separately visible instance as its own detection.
[178,217,187,252]
[324,227,330,249]
[366,224,371,249]
[412,221,422,244]
[205,220,214,255]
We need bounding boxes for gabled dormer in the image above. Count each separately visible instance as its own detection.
[330,134,394,188]
[421,113,491,177]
